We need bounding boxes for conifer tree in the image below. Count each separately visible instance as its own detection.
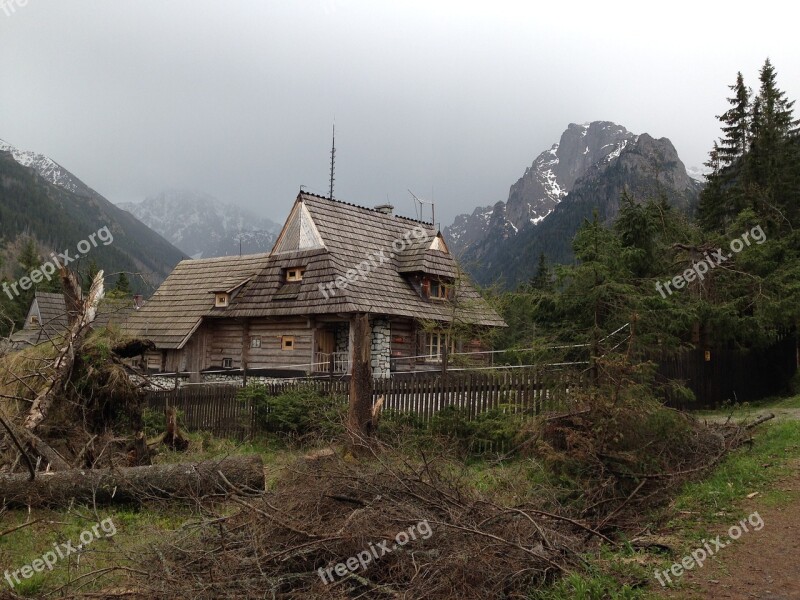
[746,59,799,227]
[114,272,131,296]
[698,72,751,231]
[530,253,551,290]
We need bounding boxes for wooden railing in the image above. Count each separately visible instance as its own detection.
[313,351,350,373]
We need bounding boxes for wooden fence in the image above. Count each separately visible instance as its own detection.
[143,369,581,440]
[658,332,797,408]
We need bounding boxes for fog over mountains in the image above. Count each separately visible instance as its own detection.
[120,191,280,259]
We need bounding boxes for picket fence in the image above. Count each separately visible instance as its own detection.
[143,369,581,441]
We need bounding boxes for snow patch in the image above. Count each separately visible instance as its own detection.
[0,138,83,193]
[530,209,554,226]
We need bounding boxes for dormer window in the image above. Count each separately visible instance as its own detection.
[285,267,305,282]
[215,293,229,307]
[427,279,451,300]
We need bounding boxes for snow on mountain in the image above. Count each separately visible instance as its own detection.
[686,165,710,182]
[119,190,281,259]
[0,138,92,195]
[444,121,636,255]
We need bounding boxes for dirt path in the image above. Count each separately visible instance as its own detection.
[659,460,800,599]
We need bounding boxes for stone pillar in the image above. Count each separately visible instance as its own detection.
[370,317,391,379]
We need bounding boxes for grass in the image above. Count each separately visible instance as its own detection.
[0,431,308,597]
[693,393,800,421]
[0,504,196,596]
[671,419,800,527]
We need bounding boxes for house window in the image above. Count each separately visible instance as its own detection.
[281,335,295,350]
[250,336,262,349]
[29,315,40,325]
[429,280,450,300]
[285,268,305,282]
[215,293,229,307]
[426,333,452,360]
[222,358,233,369]
[146,355,161,370]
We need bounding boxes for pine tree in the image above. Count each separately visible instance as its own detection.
[747,59,800,228]
[114,272,131,296]
[698,72,751,231]
[17,237,40,275]
[717,72,751,167]
[530,253,551,290]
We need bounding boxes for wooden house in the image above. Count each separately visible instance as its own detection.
[124,192,506,379]
[4,291,137,350]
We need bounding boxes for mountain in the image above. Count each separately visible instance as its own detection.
[0,139,93,196]
[119,191,280,259]
[0,139,186,292]
[445,122,635,253]
[445,122,702,288]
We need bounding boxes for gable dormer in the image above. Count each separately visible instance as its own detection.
[210,277,252,309]
[272,200,325,254]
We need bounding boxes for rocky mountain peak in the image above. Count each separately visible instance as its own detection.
[445,121,638,255]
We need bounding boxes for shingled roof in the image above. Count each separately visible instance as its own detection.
[124,254,268,349]
[28,291,68,333]
[225,192,505,327]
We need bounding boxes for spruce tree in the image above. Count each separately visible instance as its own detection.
[747,59,799,228]
[114,272,131,296]
[698,72,751,231]
[530,253,551,290]
[717,72,751,167]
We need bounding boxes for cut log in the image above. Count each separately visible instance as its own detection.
[0,455,265,508]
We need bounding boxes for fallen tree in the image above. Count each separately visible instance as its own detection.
[0,455,265,508]
[23,268,104,432]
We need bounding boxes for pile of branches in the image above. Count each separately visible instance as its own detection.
[124,443,607,600]
[526,355,772,533]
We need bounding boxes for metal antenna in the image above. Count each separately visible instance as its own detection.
[328,124,336,200]
[408,190,435,225]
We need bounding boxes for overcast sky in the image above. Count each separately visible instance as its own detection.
[1,0,798,226]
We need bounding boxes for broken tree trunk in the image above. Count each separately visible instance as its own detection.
[24,268,104,432]
[0,455,265,508]
[347,313,374,441]
[3,418,71,472]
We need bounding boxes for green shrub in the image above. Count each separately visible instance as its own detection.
[239,384,345,439]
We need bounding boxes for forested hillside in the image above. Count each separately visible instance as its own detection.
[0,152,186,335]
